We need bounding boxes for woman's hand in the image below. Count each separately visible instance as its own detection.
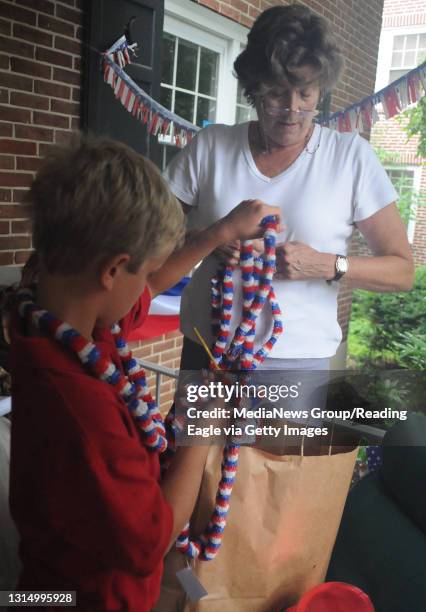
[275,241,335,280]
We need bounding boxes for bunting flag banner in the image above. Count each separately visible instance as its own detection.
[102,35,199,147]
[323,60,426,132]
[128,277,190,341]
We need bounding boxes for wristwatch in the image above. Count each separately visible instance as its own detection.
[327,255,349,283]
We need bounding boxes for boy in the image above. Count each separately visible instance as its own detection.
[9,135,279,611]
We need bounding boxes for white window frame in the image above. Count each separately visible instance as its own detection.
[375,25,426,90]
[385,164,421,243]
[164,0,249,126]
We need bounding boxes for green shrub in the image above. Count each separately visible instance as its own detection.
[348,267,426,369]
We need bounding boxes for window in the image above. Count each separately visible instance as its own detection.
[161,33,219,128]
[385,166,421,243]
[389,33,426,83]
[160,0,250,168]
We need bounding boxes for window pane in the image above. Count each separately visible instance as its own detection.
[391,51,402,68]
[161,33,176,85]
[393,35,404,51]
[196,96,216,127]
[176,39,197,91]
[237,82,247,105]
[175,90,195,122]
[160,86,172,111]
[389,68,409,82]
[403,50,415,66]
[420,33,426,48]
[198,48,219,96]
[405,35,417,50]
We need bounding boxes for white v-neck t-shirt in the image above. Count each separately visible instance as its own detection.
[163,122,397,359]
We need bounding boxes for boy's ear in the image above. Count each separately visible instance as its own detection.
[99,253,131,291]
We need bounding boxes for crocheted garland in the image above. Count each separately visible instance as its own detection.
[15,288,167,453]
[173,215,283,561]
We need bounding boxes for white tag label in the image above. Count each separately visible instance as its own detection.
[176,567,208,602]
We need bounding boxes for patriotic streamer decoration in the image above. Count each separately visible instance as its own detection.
[172,215,283,561]
[102,35,198,147]
[324,61,426,133]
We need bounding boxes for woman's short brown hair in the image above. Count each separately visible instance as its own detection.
[27,134,185,275]
[234,4,343,103]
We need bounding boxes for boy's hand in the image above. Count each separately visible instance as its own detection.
[217,199,282,244]
[214,238,265,265]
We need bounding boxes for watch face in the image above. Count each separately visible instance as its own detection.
[336,256,348,273]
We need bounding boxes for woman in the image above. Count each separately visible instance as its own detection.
[164,4,414,377]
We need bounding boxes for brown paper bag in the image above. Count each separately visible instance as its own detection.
[155,444,357,612]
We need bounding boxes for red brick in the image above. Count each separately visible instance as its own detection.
[0,235,31,249]
[38,14,74,37]
[0,72,33,92]
[12,219,31,233]
[0,156,14,170]
[36,46,73,68]
[0,3,36,26]
[0,105,31,124]
[0,123,12,138]
[35,79,71,99]
[11,57,51,79]
[199,0,221,11]
[34,110,69,129]
[71,117,79,130]
[0,252,14,265]
[0,140,37,156]
[53,66,80,87]
[239,14,253,27]
[0,36,34,59]
[55,35,81,55]
[73,56,81,71]
[16,0,54,15]
[11,91,49,111]
[15,125,54,142]
[0,172,33,188]
[230,0,249,13]
[72,87,80,102]
[38,142,57,157]
[16,157,43,172]
[0,220,9,233]
[219,4,241,20]
[51,98,79,116]
[0,189,11,202]
[15,250,33,264]
[54,129,73,144]
[56,4,81,25]
[0,54,9,69]
[0,204,30,218]
[12,189,29,203]
[0,88,8,104]
[13,23,53,47]
[0,18,11,36]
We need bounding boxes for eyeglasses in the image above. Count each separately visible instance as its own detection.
[260,99,319,119]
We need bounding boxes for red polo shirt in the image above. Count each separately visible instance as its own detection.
[9,289,173,611]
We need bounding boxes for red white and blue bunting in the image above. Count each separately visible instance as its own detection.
[323,60,426,133]
[102,35,199,148]
[102,36,426,140]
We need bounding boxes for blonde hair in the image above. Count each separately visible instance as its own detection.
[27,134,185,275]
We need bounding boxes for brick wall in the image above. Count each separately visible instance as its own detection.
[0,0,386,408]
[0,0,81,267]
[382,0,426,27]
[370,0,426,266]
